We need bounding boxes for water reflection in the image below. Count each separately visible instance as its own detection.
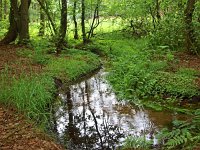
[53,70,177,150]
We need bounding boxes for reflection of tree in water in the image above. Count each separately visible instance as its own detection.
[51,71,180,150]
[55,76,124,150]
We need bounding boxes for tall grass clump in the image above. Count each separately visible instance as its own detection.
[0,71,55,126]
[122,136,152,150]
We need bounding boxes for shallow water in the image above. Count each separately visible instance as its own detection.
[52,70,186,150]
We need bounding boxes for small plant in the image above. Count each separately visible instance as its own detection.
[123,136,153,150]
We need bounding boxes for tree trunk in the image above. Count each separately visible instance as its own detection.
[73,0,78,39]
[4,0,7,19]
[81,0,87,44]
[0,0,2,20]
[155,0,161,22]
[19,0,30,43]
[0,0,19,44]
[37,0,57,35]
[38,0,45,36]
[149,6,156,29]
[184,0,196,53]
[56,0,67,54]
[0,0,31,45]
[88,0,100,39]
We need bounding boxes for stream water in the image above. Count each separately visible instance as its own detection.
[52,70,186,150]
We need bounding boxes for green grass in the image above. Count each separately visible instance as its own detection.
[92,31,200,111]
[46,49,101,81]
[90,30,200,150]
[122,136,153,150]
[0,71,55,126]
[0,34,101,128]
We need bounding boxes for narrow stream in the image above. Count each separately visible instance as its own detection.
[52,70,186,150]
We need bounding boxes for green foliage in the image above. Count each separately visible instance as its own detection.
[149,14,185,50]
[84,41,110,56]
[102,32,199,107]
[122,136,153,150]
[193,1,200,53]
[0,20,9,38]
[158,110,200,149]
[46,49,101,81]
[177,68,199,77]
[0,72,55,126]
[148,1,200,53]
[0,33,101,129]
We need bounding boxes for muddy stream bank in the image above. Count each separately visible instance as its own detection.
[50,69,187,150]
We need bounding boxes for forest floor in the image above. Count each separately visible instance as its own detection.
[0,45,64,150]
[175,52,200,87]
[0,44,199,149]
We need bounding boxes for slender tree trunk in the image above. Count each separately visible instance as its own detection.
[0,0,2,20]
[38,0,45,36]
[37,0,57,35]
[184,0,196,53]
[88,0,100,39]
[19,0,30,43]
[3,0,7,19]
[81,0,87,44]
[149,6,156,29]
[73,0,78,39]
[56,0,67,54]
[155,0,161,22]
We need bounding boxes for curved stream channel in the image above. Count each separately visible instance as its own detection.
[52,70,187,150]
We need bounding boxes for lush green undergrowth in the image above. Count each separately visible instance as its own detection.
[0,72,55,126]
[93,32,199,112]
[92,31,200,150]
[0,38,101,128]
[157,110,200,150]
[46,49,100,81]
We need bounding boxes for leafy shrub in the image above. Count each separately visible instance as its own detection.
[149,15,185,50]
[106,34,199,104]
[157,110,200,149]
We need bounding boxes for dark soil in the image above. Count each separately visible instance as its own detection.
[0,45,43,76]
[0,105,63,150]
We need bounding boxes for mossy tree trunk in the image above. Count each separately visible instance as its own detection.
[155,0,161,22]
[3,0,7,19]
[37,0,57,35]
[38,0,45,36]
[0,0,19,44]
[56,0,67,54]
[81,0,87,44]
[184,0,196,53]
[88,0,100,39]
[73,0,78,40]
[0,0,2,21]
[19,0,30,44]
[0,0,31,45]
